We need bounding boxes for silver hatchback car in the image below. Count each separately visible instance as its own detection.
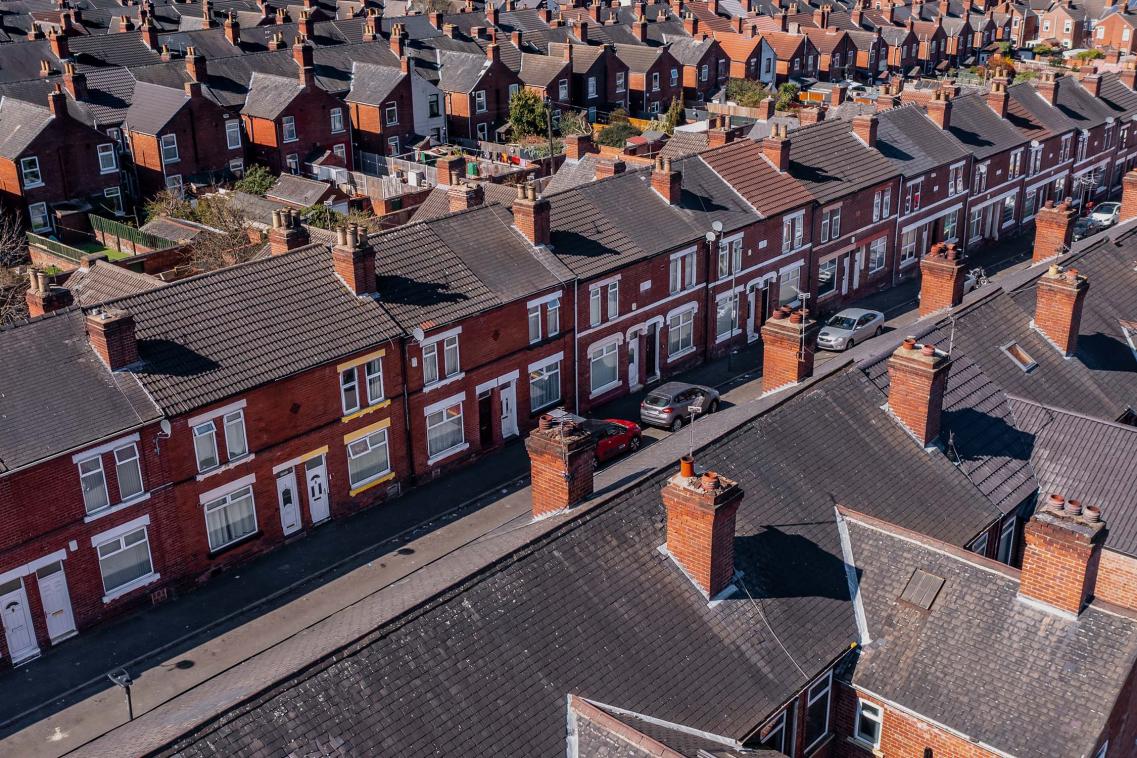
[816,308,885,351]
[640,382,720,431]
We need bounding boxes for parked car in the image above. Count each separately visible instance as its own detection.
[1073,216,1102,241]
[816,308,885,351]
[547,410,642,464]
[640,382,720,431]
[1089,201,1121,227]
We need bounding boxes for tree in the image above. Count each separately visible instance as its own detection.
[0,210,29,325]
[184,195,262,272]
[775,82,800,111]
[597,121,641,147]
[144,189,194,223]
[1074,49,1104,61]
[234,164,275,196]
[653,98,684,135]
[557,110,591,138]
[302,203,342,230]
[509,88,549,140]
[725,78,767,108]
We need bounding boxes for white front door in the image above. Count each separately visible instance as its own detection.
[840,253,851,295]
[627,338,640,390]
[500,382,519,438]
[0,579,39,663]
[853,247,864,291]
[746,288,758,340]
[36,562,76,643]
[305,456,330,524]
[276,470,302,536]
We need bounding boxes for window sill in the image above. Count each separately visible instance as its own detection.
[103,572,160,604]
[23,182,44,190]
[715,328,742,344]
[349,470,396,497]
[667,346,696,364]
[899,256,918,269]
[427,442,469,467]
[423,372,465,394]
[99,169,118,175]
[589,380,622,400]
[341,399,391,424]
[84,492,152,523]
[196,453,256,482]
[845,737,883,756]
[208,530,262,559]
[283,137,299,143]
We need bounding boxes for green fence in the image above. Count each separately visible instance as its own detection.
[89,214,175,254]
[26,233,87,263]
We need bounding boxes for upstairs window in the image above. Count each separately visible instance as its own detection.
[670,68,678,87]
[226,119,242,149]
[803,672,833,753]
[98,143,117,173]
[340,357,385,415]
[904,180,922,213]
[282,115,298,142]
[428,94,441,118]
[384,102,398,126]
[651,72,660,91]
[20,156,42,188]
[616,72,626,92]
[160,134,179,164]
[558,79,569,101]
[422,336,460,385]
[854,700,883,749]
[330,107,345,133]
[474,90,487,113]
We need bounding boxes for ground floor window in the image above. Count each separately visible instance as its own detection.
[529,361,561,411]
[103,187,124,216]
[900,228,919,264]
[346,429,391,488]
[590,343,619,393]
[96,527,154,594]
[868,237,887,272]
[426,402,465,459]
[1023,189,1037,219]
[854,700,883,748]
[943,210,959,241]
[968,207,983,241]
[28,202,50,232]
[1002,194,1016,226]
[668,309,695,356]
[204,485,257,551]
[817,258,838,297]
[715,293,739,339]
[778,266,800,306]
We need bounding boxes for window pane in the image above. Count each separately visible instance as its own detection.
[528,306,541,342]
[114,444,144,500]
[591,345,618,391]
[347,430,389,486]
[193,423,219,471]
[804,680,831,748]
[530,363,561,411]
[79,457,110,513]
[365,358,384,403]
[224,411,247,459]
[427,405,465,457]
[205,487,257,550]
[423,345,439,384]
[341,369,359,413]
[547,302,560,335]
[99,531,153,592]
[443,337,460,376]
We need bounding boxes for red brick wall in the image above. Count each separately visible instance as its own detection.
[348,76,417,156]
[1095,549,1137,611]
[444,60,519,141]
[131,96,245,196]
[244,87,352,175]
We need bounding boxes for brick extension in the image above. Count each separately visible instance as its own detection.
[662,458,742,598]
[760,308,814,393]
[918,242,965,317]
[525,417,596,518]
[1033,264,1088,357]
[886,338,951,447]
[1019,495,1107,615]
[1031,198,1077,263]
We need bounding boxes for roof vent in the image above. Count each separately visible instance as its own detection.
[899,569,944,610]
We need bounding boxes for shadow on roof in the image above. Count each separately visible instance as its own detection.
[136,340,220,377]
[1076,332,1137,374]
[736,525,853,602]
[377,274,472,306]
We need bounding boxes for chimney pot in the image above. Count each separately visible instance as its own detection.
[513,182,551,245]
[662,459,743,598]
[761,123,790,172]
[332,226,376,294]
[525,420,596,517]
[1032,198,1076,263]
[651,156,682,204]
[918,242,967,316]
[886,341,951,446]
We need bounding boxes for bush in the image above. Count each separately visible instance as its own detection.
[725,78,767,108]
[301,204,342,230]
[775,82,800,111]
[597,121,641,147]
[1074,49,1104,61]
[144,189,194,222]
[234,164,275,196]
[509,88,548,140]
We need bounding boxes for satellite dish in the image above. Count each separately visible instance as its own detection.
[705,231,716,243]
[160,419,172,436]
[411,326,426,342]
[711,220,724,233]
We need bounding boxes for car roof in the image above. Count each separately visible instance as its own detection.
[1096,201,1120,209]
[650,381,707,394]
[832,308,880,318]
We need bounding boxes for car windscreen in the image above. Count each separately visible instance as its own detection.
[643,393,670,407]
[827,316,857,330]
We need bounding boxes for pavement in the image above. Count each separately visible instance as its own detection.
[0,228,1047,756]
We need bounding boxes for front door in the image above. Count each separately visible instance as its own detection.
[276,469,302,536]
[628,338,640,390]
[304,456,330,524]
[35,561,76,643]
[840,253,851,296]
[645,324,659,382]
[0,579,39,664]
[478,392,493,448]
[500,382,518,439]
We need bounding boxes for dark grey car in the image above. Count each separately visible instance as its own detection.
[639,382,720,431]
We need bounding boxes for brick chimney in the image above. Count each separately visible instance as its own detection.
[267,208,310,255]
[662,456,743,599]
[294,38,315,87]
[594,158,626,179]
[185,45,207,83]
[47,84,68,119]
[525,414,597,518]
[48,28,69,59]
[1037,71,1059,105]
[447,181,485,211]
[429,10,443,28]
[986,77,1009,118]
[926,87,952,128]
[683,13,698,35]
[633,19,648,40]
[762,122,790,172]
[299,8,315,39]
[438,153,466,184]
[1032,198,1076,263]
[1120,168,1137,223]
[564,132,596,160]
[62,61,87,99]
[486,43,500,63]
[760,308,814,392]
[141,16,159,50]
[331,224,377,296]
[390,22,406,57]
[1082,72,1102,98]
[706,122,733,146]
[86,308,140,370]
[918,242,966,317]
[798,105,826,124]
[24,269,73,317]
[1033,264,1088,357]
[1120,60,1137,91]
[1019,494,1107,616]
[202,0,216,27]
[652,156,682,204]
[887,337,951,447]
[513,182,551,246]
[224,12,240,45]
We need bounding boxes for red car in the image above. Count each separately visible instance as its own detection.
[547,410,642,464]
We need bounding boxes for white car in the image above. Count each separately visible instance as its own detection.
[816,308,885,351]
[1090,201,1121,227]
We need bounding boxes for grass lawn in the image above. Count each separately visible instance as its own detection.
[74,241,132,261]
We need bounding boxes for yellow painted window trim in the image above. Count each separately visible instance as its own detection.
[349,470,396,497]
[341,398,392,424]
[343,416,392,445]
[336,348,386,374]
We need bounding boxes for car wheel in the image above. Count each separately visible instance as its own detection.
[669,417,683,432]
[629,435,642,452]
[846,339,855,350]
[874,326,883,337]
[708,400,720,413]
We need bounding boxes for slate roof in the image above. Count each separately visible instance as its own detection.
[844,510,1137,758]
[587,703,773,758]
[125,81,190,135]
[240,71,303,118]
[0,310,160,473]
[406,181,518,222]
[434,49,490,92]
[875,104,969,179]
[547,40,607,74]
[785,118,899,204]
[543,153,603,193]
[1048,73,1117,130]
[657,128,709,160]
[106,244,403,416]
[266,174,334,207]
[612,43,665,73]
[943,91,1028,160]
[666,36,716,66]
[345,61,405,105]
[1097,72,1137,120]
[0,96,55,159]
[64,261,165,307]
[1006,81,1077,141]
[518,51,568,87]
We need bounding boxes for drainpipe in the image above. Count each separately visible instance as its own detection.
[572,275,581,412]
[892,175,907,290]
[399,337,417,481]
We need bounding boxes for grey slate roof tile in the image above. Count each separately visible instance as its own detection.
[240,71,303,118]
[875,104,969,178]
[345,61,404,105]
[65,261,166,306]
[786,118,899,204]
[945,91,1030,160]
[125,81,189,135]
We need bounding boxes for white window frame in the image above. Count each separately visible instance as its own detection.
[606,281,619,319]
[616,72,626,92]
[346,428,391,488]
[78,455,110,514]
[559,79,569,101]
[715,291,740,341]
[160,134,179,164]
[589,341,620,395]
[868,236,887,273]
[223,410,249,460]
[113,443,145,502]
[282,115,298,143]
[20,156,43,189]
[422,342,440,385]
[384,102,399,127]
[528,304,542,343]
[192,421,220,472]
[331,107,345,133]
[854,700,883,749]
[28,201,50,232]
[166,174,184,196]
[667,307,695,359]
[589,286,602,326]
[225,119,242,149]
[425,398,466,462]
[546,299,560,337]
[474,90,487,113]
[529,354,562,412]
[103,187,124,216]
[203,484,258,552]
[997,515,1016,564]
[97,143,118,173]
[94,523,156,599]
[803,670,833,754]
[587,76,597,98]
[443,335,460,378]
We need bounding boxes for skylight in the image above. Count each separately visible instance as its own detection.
[1001,341,1038,373]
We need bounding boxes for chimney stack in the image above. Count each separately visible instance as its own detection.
[887,338,951,447]
[185,45,207,83]
[762,122,790,172]
[564,132,596,160]
[24,269,73,317]
[1033,264,1088,357]
[1120,168,1137,223]
[299,8,315,40]
[525,415,597,518]
[1019,494,1107,616]
[926,87,952,129]
[651,156,682,204]
[594,158,626,179]
[141,16,159,50]
[331,224,377,295]
[918,243,966,317]
[47,84,68,119]
[447,181,485,212]
[513,183,551,245]
[86,308,140,370]
[1120,60,1137,91]
[683,13,698,35]
[1037,71,1059,105]
[390,22,406,57]
[267,208,310,255]
[202,0,215,26]
[294,37,315,87]
[48,28,69,59]
[662,457,743,599]
[62,61,87,99]
[986,77,1009,118]
[1082,73,1102,98]
[224,12,240,45]
[760,308,814,392]
[1032,198,1076,263]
